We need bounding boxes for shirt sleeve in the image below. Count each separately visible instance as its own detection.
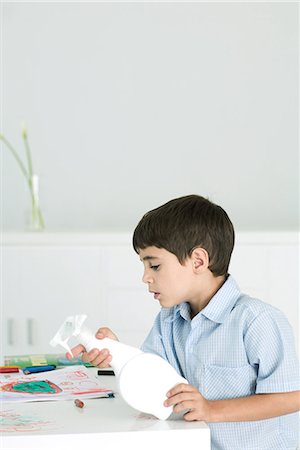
[140,312,168,360]
[244,308,300,393]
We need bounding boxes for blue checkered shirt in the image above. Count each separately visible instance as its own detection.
[141,275,299,450]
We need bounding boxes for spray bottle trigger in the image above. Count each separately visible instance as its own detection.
[50,334,73,357]
[50,322,74,357]
[50,315,88,358]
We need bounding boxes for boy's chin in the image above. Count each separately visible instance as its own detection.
[159,298,179,308]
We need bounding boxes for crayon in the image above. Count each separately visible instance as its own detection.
[97,369,115,376]
[0,366,19,373]
[23,365,56,374]
[74,399,85,408]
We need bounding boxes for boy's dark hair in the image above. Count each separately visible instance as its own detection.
[132,195,235,276]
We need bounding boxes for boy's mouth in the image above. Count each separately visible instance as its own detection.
[149,290,160,299]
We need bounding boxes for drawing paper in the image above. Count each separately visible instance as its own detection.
[0,365,113,403]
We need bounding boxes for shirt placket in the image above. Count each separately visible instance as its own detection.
[184,315,205,388]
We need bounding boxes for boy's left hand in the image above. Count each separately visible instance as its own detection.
[165,384,300,423]
[164,383,210,421]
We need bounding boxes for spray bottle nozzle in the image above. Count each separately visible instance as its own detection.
[50,314,88,357]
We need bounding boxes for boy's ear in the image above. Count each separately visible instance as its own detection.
[191,247,209,272]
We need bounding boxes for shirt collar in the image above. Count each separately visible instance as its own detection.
[199,275,241,324]
[162,275,241,324]
[162,303,190,323]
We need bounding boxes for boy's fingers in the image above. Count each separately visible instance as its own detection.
[95,327,110,337]
[68,344,86,358]
[166,383,195,398]
[95,330,105,339]
[66,329,115,366]
[164,392,191,407]
[95,327,118,341]
[89,350,112,368]
[82,348,99,363]
[97,354,112,368]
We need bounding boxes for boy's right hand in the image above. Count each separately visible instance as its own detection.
[66,327,118,368]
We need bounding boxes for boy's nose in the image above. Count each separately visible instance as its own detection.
[142,270,153,284]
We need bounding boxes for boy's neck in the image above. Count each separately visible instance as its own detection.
[189,273,227,319]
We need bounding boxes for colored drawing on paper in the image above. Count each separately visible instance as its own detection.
[1,380,62,394]
[0,409,55,433]
[67,369,89,380]
[0,365,113,403]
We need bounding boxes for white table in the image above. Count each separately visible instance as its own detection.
[1,372,210,450]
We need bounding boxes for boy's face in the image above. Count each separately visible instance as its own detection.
[138,246,195,309]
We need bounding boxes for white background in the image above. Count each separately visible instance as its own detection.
[1,1,298,231]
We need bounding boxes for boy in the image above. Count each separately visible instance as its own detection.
[71,195,299,450]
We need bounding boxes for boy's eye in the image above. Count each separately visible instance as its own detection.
[150,265,160,271]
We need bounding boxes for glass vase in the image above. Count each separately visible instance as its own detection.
[28,175,45,231]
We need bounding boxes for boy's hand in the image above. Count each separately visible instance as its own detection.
[164,383,211,421]
[66,327,118,368]
[165,385,300,423]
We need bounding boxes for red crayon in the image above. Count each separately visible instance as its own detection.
[0,367,19,373]
[74,399,85,408]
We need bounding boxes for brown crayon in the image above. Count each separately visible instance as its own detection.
[74,398,85,408]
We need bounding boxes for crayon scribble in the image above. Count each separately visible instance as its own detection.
[0,409,55,433]
[1,380,62,394]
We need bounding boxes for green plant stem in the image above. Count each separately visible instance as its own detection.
[30,190,45,229]
[38,209,45,229]
[23,133,33,177]
[1,131,45,230]
[0,135,29,180]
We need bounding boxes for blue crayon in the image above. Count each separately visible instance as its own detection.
[23,365,56,375]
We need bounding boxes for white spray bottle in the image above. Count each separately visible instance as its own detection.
[50,314,187,420]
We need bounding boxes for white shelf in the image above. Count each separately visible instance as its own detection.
[1,230,299,246]
[1,231,133,246]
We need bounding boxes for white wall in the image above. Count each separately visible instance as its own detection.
[2,2,298,232]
